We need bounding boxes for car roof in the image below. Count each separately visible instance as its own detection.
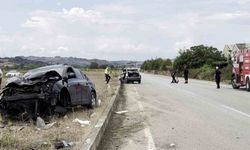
[25,64,69,76]
[125,68,139,70]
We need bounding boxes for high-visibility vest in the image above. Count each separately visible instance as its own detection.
[0,69,2,78]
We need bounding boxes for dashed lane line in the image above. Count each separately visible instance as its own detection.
[222,104,250,118]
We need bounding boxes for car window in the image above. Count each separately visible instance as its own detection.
[74,68,83,79]
[80,71,90,81]
[127,69,139,73]
[66,67,76,79]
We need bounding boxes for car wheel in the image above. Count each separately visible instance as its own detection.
[88,91,97,109]
[247,78,250,91]
[231,74,239,89]
[60,91,70,106]
[232,83,239,89]
[138,80,141,84]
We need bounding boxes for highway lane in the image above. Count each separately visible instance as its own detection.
[99,73,250,150]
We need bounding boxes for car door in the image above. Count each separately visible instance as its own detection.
[66,67,81,105]
[74,69,91,104]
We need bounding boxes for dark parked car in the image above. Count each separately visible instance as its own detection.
[0,64,97,119]
[120,68,141,84]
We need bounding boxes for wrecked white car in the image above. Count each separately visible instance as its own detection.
[0,64,97,119]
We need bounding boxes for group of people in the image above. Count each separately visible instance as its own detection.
[171,66,189,84]
[171,65,221,89]
[104,65,221,89]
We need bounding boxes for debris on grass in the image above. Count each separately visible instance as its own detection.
[0,122,5,128]
[97,99,102,107]
[54,140,74,149]
[63,115,69,120]
[90,112,96,118]
[115,110,128,115]
[18,126,25,131]
[36,117,56,130]
[36,117,46,128]
[72,118,90,127]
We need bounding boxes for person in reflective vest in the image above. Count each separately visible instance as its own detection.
[105,66,111,84]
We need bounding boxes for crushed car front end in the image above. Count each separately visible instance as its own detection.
[0,70,62,119]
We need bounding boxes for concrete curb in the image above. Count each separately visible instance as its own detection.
[81,85,121,150]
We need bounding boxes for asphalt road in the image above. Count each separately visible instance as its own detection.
[99,73,250,150]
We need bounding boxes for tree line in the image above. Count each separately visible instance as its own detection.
[141,45,230,80]
[141,58,172,71]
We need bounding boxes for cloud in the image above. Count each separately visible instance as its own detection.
[62,7,101,18]
[0,35,12,42]
[57,46,69,51]
[56,2,61,6]
[204,11,250,22]
[94,4,137,15]
[229,0,250,4]
[22,16,49,28]
[173,39,194,52]
[3,7,156,60]
[2,0,250,60]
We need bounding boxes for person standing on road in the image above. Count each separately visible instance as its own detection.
[183,65,189,84]
[105,66,111,84]
[0,68,3,88]
[171,70,178,83]
[215,66,221,89]
[120,68,126,84]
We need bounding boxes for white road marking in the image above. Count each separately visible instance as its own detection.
[134,86,157,150]
[222,105,250,118]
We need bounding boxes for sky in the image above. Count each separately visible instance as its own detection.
[0,0,250,61]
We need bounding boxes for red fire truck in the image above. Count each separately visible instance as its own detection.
[231,48,250,90]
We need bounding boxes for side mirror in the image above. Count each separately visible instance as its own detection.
[62,76,68,85]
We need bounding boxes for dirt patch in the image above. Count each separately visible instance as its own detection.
[0,72,119,150]
[98,85,145,150]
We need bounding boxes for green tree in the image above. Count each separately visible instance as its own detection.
[89,62,99,69]
[141,58,172,71]
[173,45,226,70]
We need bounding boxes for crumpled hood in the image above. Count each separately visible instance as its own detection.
[5,70,62,87]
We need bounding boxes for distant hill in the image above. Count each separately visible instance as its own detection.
[0,56,142,68]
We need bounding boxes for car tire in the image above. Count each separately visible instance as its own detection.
[138,80,141,84]
[88,91,97,109]
[60,91,70,106]
[232,83,239,89]
[231,74,239,89]
[247,78,250,91]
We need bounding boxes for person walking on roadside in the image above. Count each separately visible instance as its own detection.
[183,65,189,84]
[215,66,221,89]
[105,66,111,84]
[171,70,178,83]
[0,68,3,88]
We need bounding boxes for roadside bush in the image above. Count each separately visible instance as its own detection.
[187,65,232,82]
[221,65,232,83]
